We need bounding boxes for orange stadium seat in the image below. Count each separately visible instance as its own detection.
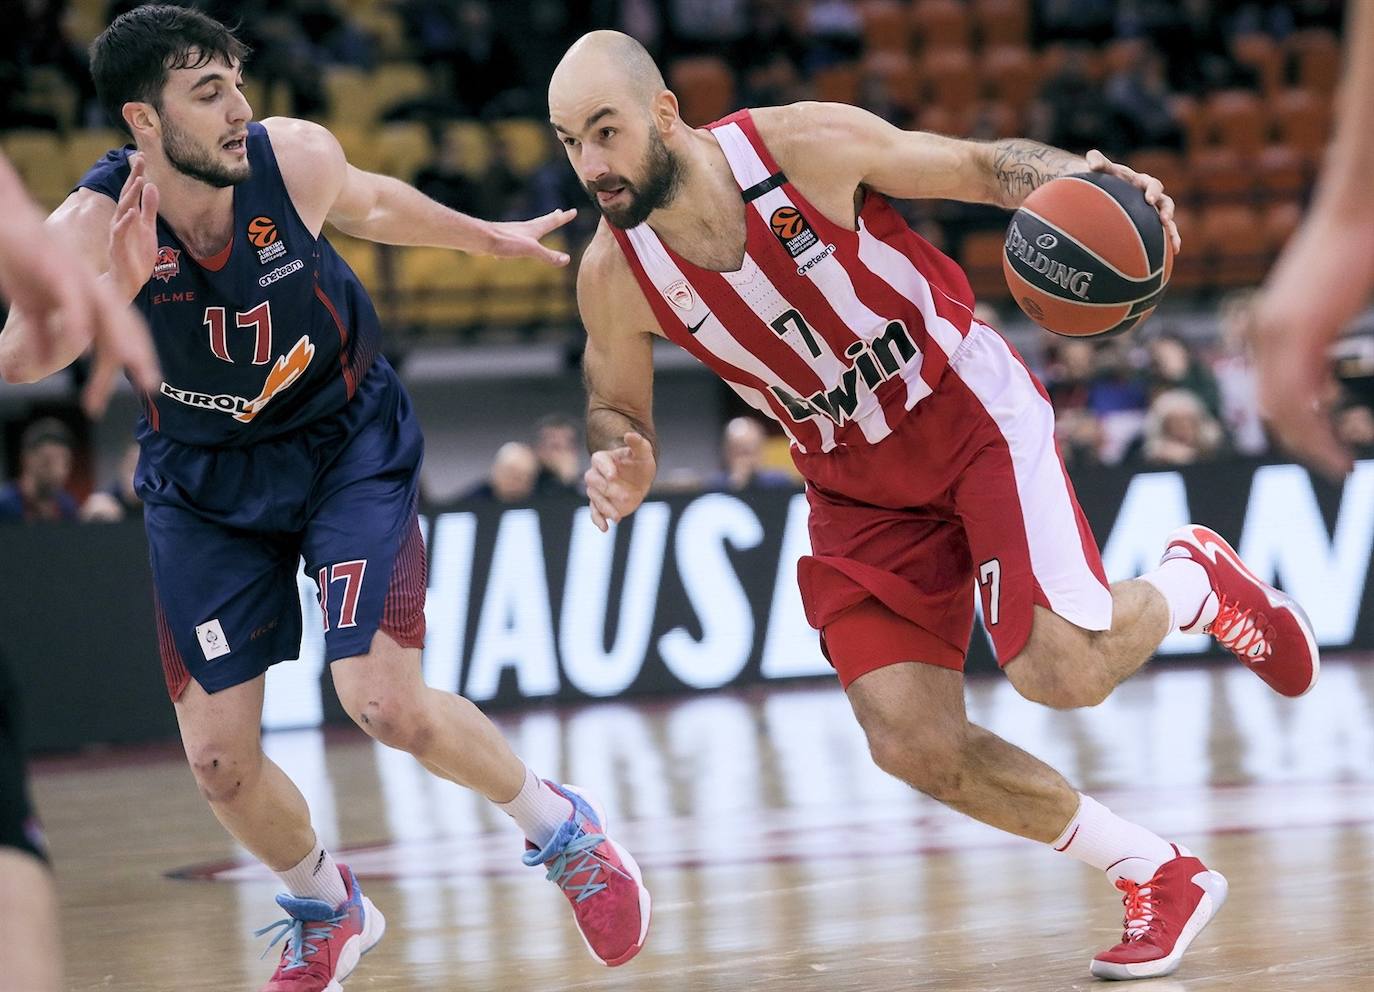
[1126,149,1191,208]
[1169,94,1208,151]
[982,45,1038,110]
[1168,206,1204,290]
[492,119,553,177]
[911,0,972,50]
[923,49,978,112]
[395,246,482,328]
[1262,200,1303,250]
[863,51,921,115]
[860,0,912,54]
[1203,90,1269,157]
[1255,144,1310,202]
[916,104,956,134]
[1288,28,1341,94]
[669,57,736,127]
[1274,88,1333,157]
[1199,205,1268,286]
[973,0,1030,47]
[375,123,432,183]
[1230,33,1284,96]
[1189,147,1254,204]
[959,230,1009,301]
[814,63,863,105]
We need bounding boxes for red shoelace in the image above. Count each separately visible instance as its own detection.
[1208,595,1269,660]
[1115,874,1165,943]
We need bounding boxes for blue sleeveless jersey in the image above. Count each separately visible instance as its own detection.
[77,121,383,447]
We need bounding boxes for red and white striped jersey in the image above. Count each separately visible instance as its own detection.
[609,109,977,454]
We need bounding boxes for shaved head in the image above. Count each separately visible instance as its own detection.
[549,30,665,111]
[549,31,683,228]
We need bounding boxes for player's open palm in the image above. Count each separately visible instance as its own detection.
[586,431,656,532]
[107,154,160,298]
[483,207,577,267]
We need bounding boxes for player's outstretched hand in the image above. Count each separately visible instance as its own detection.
[585,431,656,532]
[1085,149,1180,255]
[107,153,160,299]
[482,208,577,267]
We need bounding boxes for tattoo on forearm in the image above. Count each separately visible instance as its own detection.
[988,139,1088,206]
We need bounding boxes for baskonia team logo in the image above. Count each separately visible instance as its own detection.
[152,245,181,283]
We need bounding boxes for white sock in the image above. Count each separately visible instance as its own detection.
[275,840,349,907]
[1050,793,1181,885]
[1139,557,1215,632]
[498,766,574,847]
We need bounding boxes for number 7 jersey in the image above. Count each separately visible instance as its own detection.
[77,121,382,447]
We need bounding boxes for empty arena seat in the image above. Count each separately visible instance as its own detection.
[1255,144,1311,202]
[1262,200,1303,250]
[1188,146,1254,204]
[1230,33,1284,96]
[973,0,1030,47]
[1287,28,1340,94]
[375,123,432,183]
[959,229,1010,300]
[1274,88,1333,157]
[863,51,921,115]
[814,62,863,105]
[911,0,972,50]
[982,45,1038,109]
[1203,90,1269,157]
[491,119,553,176]
[1198,205,1268,286]
[65,129,126,183]
[1125,149,1191,208]
[860,0,912,54]
[395,246,482,328]
[923,48,978,112]
[669,57,736,126]
[369,64,432,119]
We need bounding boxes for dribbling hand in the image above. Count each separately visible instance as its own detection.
[585,431,656,532]
[1085,149,1180,255]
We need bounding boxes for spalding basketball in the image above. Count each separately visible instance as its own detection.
[1002,172,1173,337]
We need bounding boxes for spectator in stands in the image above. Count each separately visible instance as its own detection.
[1134,388,1226,465]
[1147,332,1222,421]
[1334,399,1374,455]
[414,128,479,215]
[527,129,599,246]
[1034,47,1128,156]
[80,441,141,523]
[532,414,581,497]
[464,441,540,503]
[0,418,78,524]
[662,0,749,58]
[1056,407,1106,471]
[806,0,864,70]
[705,417,795,492]
[1214,292,1269,456]
[1103,41,1183,150]
[1037,0,1117,44]
[474,128,527,221]
[295,0,375,69]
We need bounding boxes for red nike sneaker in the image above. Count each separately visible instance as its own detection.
[256,864,385,991]
[1091,847,1228,980]
[522,782,651,966]
[1163,524,1320,697]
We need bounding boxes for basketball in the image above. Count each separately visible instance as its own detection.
[1002,172,1173,338]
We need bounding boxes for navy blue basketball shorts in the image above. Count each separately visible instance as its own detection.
[136,359,428,699]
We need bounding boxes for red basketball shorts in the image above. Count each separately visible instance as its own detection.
[792,322,1113,688]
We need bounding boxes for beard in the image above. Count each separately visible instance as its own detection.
[583,128,682,229]
[160,110,251,189]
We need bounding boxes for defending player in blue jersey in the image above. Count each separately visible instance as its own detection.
[0,7,650,989]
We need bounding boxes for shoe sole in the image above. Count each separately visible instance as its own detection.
[324,895,387,992]
[561,784,653,968]
[1090,869,1228,981]
[1167,525,1321,697]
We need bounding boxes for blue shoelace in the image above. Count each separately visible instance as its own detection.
[540,830,614,903]
[254,910,346,971]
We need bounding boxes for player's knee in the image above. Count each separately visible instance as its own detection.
[864,720,967,801]
[186,743,262,805]
[1005,653,1107,709]
[350,692,435,755]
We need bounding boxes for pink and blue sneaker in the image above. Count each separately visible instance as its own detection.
[523,782,651,966]
[255,864,385,991]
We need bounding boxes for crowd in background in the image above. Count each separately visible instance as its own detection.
[0,0,1366,516]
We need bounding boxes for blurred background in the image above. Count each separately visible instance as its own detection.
[1,0,1371,741]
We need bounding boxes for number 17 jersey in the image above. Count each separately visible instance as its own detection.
[77,121,382,447]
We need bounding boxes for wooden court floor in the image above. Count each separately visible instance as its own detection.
[31,655,1374,991]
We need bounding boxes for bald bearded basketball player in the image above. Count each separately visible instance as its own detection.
[551,31,1321,982]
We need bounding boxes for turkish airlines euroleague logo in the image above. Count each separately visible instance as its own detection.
[769,205,835,275]
[247,216,278,248]
[248,216,288,264]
